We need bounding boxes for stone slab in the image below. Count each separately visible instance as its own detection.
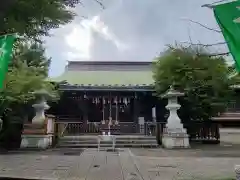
[0,148,238,180]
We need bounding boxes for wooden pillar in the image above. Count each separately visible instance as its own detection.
[109,92,112,119]
[152,107,156,122]
[83,94,88,122]
[102,97,105,122]
[115,96,118,123]
[133,92,139,123]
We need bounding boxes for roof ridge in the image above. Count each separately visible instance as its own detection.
[67,61,153,65]
[49,70,154,87]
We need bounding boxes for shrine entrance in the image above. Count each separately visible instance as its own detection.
[102,95,132,122]
[49,90,163,135]
[49,90,158,124]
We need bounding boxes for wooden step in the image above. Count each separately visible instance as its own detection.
[61,135,156,141]
[59,140,157,145]
[57,143,159,148]
[57,135,159,149]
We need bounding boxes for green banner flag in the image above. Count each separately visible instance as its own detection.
[0,34,15,89]
[214,1,240,71]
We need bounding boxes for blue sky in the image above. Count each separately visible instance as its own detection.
[44,0,231,77]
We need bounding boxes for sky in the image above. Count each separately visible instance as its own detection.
[44,0,232,77]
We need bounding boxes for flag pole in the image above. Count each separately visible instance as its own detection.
[201,4,214,9]
[202,0,235,8]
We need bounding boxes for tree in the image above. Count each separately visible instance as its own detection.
[11,43,51,76]
[153,45,233,122]
[0,43,58,150]
[0,0,103,40]
[0,0,77,40]
[0,62,56,117]
[0,0,17,21]
[0,0,103,150]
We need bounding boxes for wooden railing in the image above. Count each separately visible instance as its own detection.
[55,120,166,136]
[186,121,220,144]
[55,122,100,136]
[225,101,240,112]
[54,118,220,144]
[118,122,138,134]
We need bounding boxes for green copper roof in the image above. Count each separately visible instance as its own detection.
[50,70,154,86]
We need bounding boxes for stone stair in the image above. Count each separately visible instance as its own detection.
[56,135,159,148]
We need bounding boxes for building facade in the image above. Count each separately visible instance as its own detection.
[48,61,240,136]
[48,61,168,135]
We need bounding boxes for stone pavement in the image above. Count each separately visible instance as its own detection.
[0,148,238,180]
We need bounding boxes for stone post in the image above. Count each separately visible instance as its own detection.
[46,114,55,147]
[46,114,55,134]
[161,86,190,148]
[149,107,157,135]
[138,117,145,134]
[152,107,156,123]
[235,165,240,180]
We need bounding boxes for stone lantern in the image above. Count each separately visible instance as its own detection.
[21,89,55,149]
[32,89,50,126]
[161,85,190,148]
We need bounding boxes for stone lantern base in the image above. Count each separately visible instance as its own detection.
[21,134,54,149]
[162,128,190,149]
[20,115,55,149]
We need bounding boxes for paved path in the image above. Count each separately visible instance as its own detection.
[0,148,238,180]
[0,149,143,180]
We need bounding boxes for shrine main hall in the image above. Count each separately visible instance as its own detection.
[48,61,169,134]
[48,61,237,138]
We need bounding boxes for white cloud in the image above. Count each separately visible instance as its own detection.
[65,23,92,60]
[84,16,129,51]
[65,15,129,60]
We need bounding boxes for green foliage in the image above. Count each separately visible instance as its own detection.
[153,45,233,121]
[228,64,240,85]
[0,42,59,150]
[4,64,55,102]
[0,42,59,118]
[0,41,59,150]
[11,43,51,76]
[0,0,80,150]
[0,0,79,121]
[2,69,55,113]
[0,0,78,40]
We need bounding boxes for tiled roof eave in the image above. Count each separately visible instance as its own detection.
[58,83,155,91]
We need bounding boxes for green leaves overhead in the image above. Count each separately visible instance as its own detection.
[1,0,77,40]
[153,45,233,121]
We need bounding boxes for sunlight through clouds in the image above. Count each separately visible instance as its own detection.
[46,0,230,77]
[65,15,129,60]
[65,24,92,59]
